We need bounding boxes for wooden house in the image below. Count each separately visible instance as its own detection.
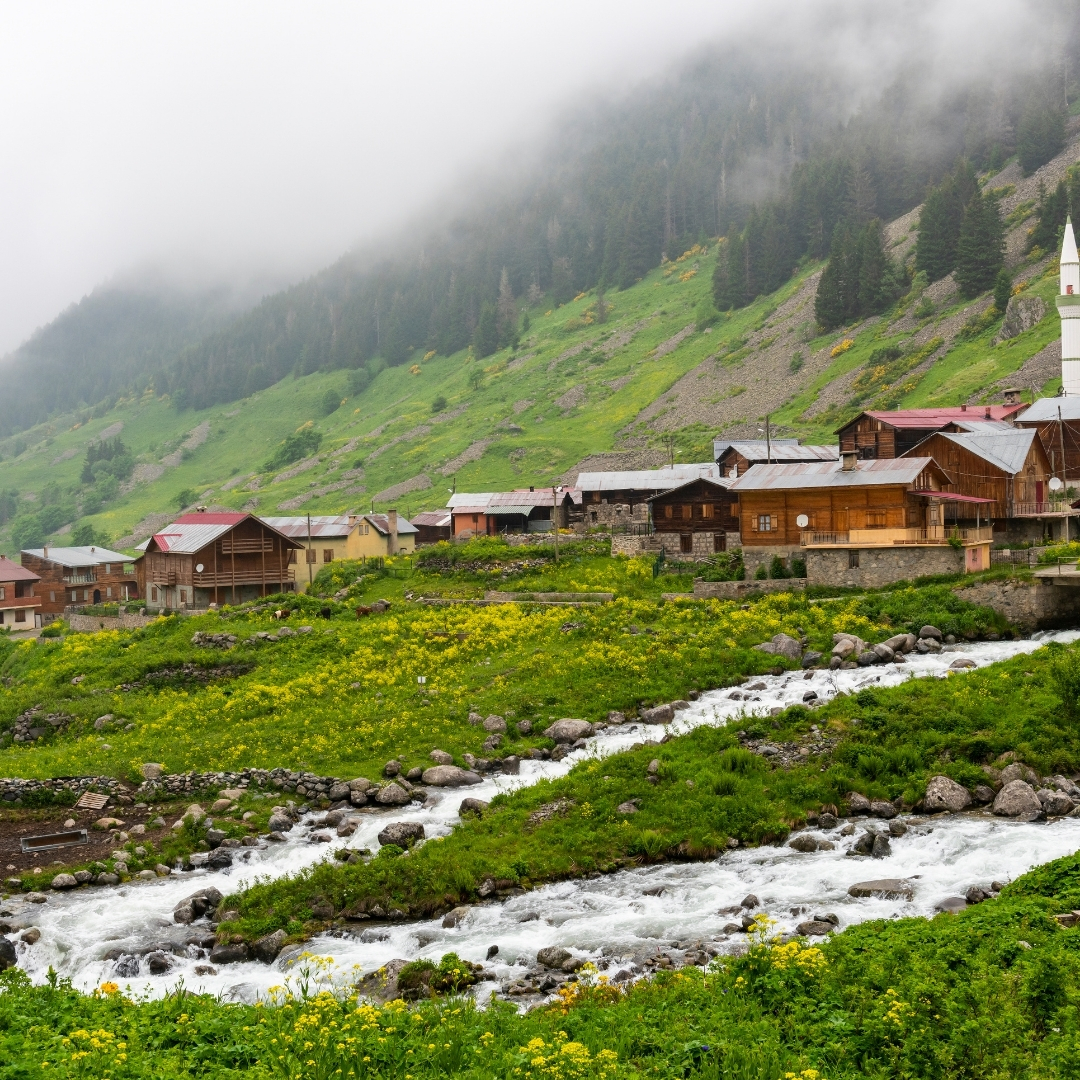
[410,511,452,544]
[134,512,303,609]
[576,464,721,510]
[1013,397,1080,483]
[646,477,737,554]
[0,555,41,630]
[714,440,837,480]
[837,405,1026,460]
[20,545,138,617]
[448,489,579,539]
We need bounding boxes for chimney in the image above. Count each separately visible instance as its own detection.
[388,509,398,550]
[1003,388,1021,405]
[961,403,967,412]
[529,485,534,492]
[841,451,858,471]
[984,406,991,418]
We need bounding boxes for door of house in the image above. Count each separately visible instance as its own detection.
[835,509,848,534]
[713,532,726,553]
[1036,480,1045,507]
[680,533,693,554]
[93,589,101,604]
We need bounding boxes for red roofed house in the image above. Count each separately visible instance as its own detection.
[837,405,1026,460]
[0,555,42,630]
[134,511,303,609]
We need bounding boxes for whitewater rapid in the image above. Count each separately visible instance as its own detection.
[5,629,1079,1000]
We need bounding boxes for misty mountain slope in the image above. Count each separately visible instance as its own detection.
[0,282,264,439]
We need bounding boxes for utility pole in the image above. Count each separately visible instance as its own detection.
[551,485,562,562]
[306,513,313,588]
[765,414,772,464]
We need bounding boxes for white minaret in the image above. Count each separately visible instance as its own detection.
[1058,215,1080,395]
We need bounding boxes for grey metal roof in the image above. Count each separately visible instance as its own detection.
[22,545,133,567]
[447,492,498,509]
[729,457,941,491]
[1015,397,1080,422]
[713,440,837,464]
[411,511,451,528]
[366,513,418,536]
[261,515,353,539]
[576,463,722,491]
[950,419,1017,433]
[935,429,1037,475]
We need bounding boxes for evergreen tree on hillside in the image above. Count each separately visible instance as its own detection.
[956,190,1005,298]
[915,160,978,282]
[815,219,900,330]
[496,268,518,348]
[994,267,1014,313]
[1027,171,1080,253]
[814,229,848,330]
[857,220,888,314]
[1017,99,1066,176]
[473,302,498,358]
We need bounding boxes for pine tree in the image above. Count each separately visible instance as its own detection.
[1017,100,1066,176]
[915,186,958,282]
[473,302,498,358]
[1028,180,1069,253]
[857,220,887,315]
[994,267,1013,313]
[955,190,1005,299]
[521,309,530,334]
[496,268,516,347]
[815,223,853,330]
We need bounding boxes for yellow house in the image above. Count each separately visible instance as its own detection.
[261,513,417,576]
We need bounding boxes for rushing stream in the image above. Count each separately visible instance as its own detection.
[5,630,1080,1001]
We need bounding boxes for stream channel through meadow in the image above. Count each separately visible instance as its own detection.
[5,630,1080,1004]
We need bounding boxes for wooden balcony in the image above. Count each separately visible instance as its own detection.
[801,525,994,548]
[1011,501,1080,518]
[192,567,295,587]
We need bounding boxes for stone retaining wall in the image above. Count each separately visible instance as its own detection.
[805,545,964,589]
[691,578,806,600]
[955,578,1080,631]
[0,775,129,803]
[68,612,160,633]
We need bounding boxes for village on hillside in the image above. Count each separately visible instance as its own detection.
[6,221,1080,624]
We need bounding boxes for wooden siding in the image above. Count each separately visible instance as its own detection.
[650,479,738,533]
[1015,419,1080,484]
[21,552,139,616]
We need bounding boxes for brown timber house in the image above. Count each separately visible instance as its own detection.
[646,477,738,555]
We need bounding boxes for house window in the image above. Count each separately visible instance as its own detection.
[865,510,887,528]
[306,548,317,563]
[71,591,78,603]
[701,504,714,519]
[15,609,26,623]
[83,590,89,601]
[288,549,297,564]
[0,611,4,624]
[14,581,26,598]
[713,532,726,553]
[757,514,773,532]
[323,549,335,563]
[49,591,55,602]
[682,504,693,520]
[104,564,111,574]
[680,533,693,554]
[106,587,112,598]
[0,586,4,600]
[663,505,673,519]
[848,551,860,569]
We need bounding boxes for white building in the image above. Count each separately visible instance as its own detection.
[1058,215,1080,395]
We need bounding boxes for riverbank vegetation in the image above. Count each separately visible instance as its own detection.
[224,636,1079,944]
[5,847,1080,1078]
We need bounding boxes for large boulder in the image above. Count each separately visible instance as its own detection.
[374,782,413,804]
[754,634,802,662]
[919,625,943,641]
[882,633,916,653]
[992,780,1042,817]
[998,294,1047,342]
[253,929,287,964]
[482,715,507,733]
[1038,789,1076,816]
[173,887,223,924]
[846,792,871,814]
[832,638,857,659]
[378,822,425,847]
[421,766,483,787]
[50,873,78,890]
[638,705,674,724]
[796,919,835,936]
[537,946,572,969]
[869,800,898,819]
[848,879,914,900]
[872,643,895,663]
[267,813,294,832]
[0,938,17,971]
[923,775,973,814]
[429,749,454,766]
[545,719,594,743]
[209,943,250,965]
[1000,762,1039,786]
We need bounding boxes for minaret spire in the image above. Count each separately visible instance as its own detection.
[1057,215,1080,395]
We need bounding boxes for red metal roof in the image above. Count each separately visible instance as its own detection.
[173,512,248,525]
[923,492,995,503]
[847,406,1024,431]
[0,555,40,582]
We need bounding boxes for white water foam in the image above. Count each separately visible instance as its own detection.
[5,629,1078,998]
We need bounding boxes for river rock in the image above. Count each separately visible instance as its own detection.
[919,625,943,640]
[872,834,891,857]
[20,927,40,945]
[429,749,454,765]
[0,938,16,971]
[872,643,895,663]
[209,943,250,965]
[796,920,835,936]
[639,704,674,724]
[267,813,293,832]
[482,733,503,752]
[378,822,425,847]
[146,950,173,974]
[374,782,413,804]
[915,638,941,653]
[935,897,968,914]
[923,775,973,813]
[973,784,996,804]
[832,638,856,658]
[140,763,164,780]
[950,658,977,670]
[459,797,488,816]
[482,715,507,733]
[253,929,287,964]
[848,879,913,900]
[537,946,572,968]
[754,633,802,662]
[173,887,223,924]
[383,760,401,777]
[421,766,482,787]
[442,906,470,928]
[789,834,820,852]
[1000,762,1039,786]
[883,633,916,653]
[50,873,78,890]
[95,873,120,886]
[545,719,594,742]
[847,792,871,814]
[740,893,759,908]
[869,800,898,819]
[1038,789,1076,816]
[993,780,1042,817]
[501,755,520,775]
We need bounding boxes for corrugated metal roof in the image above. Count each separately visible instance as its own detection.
[576,463,721,491]
[730,457,942,491]
[935,429,1037,475]
[713,441,837,464]
[366,513,418,535]
[21,545,133,567]
[1015,397,1080,422]
[411,512,452,527]
[447,492,498,509]
[951,419,1017,433]
[447,490,580,511]
[261,515,353,539]
[150,522,238,554]
[0,556,40,582]
[842,406,1024,432]
[646,477,736,501]
[174,512,248,525]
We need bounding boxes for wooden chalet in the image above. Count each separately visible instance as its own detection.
[713,440,837,479]
[134,512,303,609]
[646,477,737,554]
[0,555,41,630]
[728,453,992,549]
[576,464,721,509]
[1014,397,1080,483]
[448,489,579,539]
[900,428,1054,521]
[837,405,1026,460]
[410,511,452,545]
[20,545,138,617]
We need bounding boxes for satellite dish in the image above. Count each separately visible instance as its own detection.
[1049,477,1064,492]
[796,514,809,528]
[195,563,205,573]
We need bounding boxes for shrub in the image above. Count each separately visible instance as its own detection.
[754,564,767,580]
[769,555,789,579]
[1048,644,1080,720]
[431,395,448,414]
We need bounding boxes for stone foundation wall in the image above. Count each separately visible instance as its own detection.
[955,578,1080,631]
[0,775,130,804]
[741,545,802,577]
[804,545,964,589]
[611,532,729,561]
[691,578,806,600]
